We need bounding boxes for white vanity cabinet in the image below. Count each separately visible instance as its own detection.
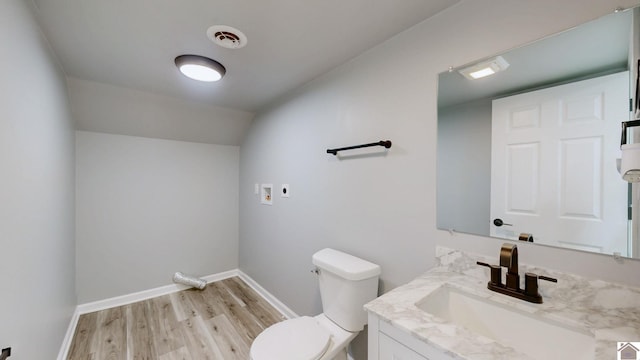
[368,313,457,360]
[379,333,426,360]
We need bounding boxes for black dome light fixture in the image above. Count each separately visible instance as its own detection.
[175,55,226,82]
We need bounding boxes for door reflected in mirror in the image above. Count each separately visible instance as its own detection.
[437,8,639,258]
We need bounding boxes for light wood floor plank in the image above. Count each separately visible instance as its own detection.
[169,291,197,322]
[148,295,186,356]
[95,307,127,360]
[126,301,157,360]
[206,282,255,342]
[67,311,99,359]
[206,314,250,360]
[183,287,225,320]
[157,347,192,360]
[67,277,283,360]
[179,316,225,360]
[223,277,285,325]
[206,281,264,344]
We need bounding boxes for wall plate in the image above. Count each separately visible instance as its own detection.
[281,184,290,198]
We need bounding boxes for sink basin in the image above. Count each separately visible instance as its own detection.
[416,285,594,360]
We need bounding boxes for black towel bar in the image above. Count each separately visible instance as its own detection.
[326,140,392,155]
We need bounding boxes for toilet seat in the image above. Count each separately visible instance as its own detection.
[250,316,331,360]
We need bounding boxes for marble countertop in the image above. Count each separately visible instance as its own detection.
[364,246,640,359]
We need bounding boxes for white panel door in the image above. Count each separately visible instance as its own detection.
[491,72,629,255]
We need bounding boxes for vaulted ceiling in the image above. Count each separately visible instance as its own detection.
[33,0,460,113]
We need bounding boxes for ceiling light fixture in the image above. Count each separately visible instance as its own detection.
[175,55,226,82]
[458,56,510,80]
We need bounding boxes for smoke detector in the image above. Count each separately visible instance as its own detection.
[207,25,247,49]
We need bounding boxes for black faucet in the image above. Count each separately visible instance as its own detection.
[477,243,557,303]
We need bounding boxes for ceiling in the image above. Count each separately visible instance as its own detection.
[438,9,632,109]
[32,0,460,113]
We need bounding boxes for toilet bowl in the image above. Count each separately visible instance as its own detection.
[249,248,381,360]
[250,314,357,360]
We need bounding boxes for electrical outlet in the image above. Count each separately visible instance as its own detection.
[281,184,290,198]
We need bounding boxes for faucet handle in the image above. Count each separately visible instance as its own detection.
[524,272,557,302]
[539,275,558,283]
[476,261,502,286]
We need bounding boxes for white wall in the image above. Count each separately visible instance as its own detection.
[437,100,491,236]
[239,1,640,359]
[0,1,76,358]
[76,131,239,302]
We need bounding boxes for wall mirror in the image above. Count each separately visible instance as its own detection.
[437,7,640,259]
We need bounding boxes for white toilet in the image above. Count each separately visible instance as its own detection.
[250,248,381,360]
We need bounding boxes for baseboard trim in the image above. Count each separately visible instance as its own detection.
[76,269,239,315]
[57,307,80,360]
[237,270,299,319]
[57,268,298,359]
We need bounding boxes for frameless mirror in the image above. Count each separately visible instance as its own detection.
[437,8,640,258]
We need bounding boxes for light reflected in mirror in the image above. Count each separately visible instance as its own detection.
[437,8,640,259]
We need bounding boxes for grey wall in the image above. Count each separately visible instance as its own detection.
[0,1,76,358]
[437,100,492,236]
[68,77,254,146]
[76,131,239,302]
[239,1,640,359]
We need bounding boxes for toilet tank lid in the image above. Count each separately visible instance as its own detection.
[312,248,381,281]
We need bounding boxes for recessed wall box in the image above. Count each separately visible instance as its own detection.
[261,184,273,205]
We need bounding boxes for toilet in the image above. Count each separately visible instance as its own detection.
[250,248,381,360]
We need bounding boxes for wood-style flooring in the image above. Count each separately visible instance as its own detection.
[66,276,286,360]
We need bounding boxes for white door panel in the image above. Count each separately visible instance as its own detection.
[491,72,628,255]
[506,142,539,214]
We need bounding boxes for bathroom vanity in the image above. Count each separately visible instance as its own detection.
[364,247,640,359]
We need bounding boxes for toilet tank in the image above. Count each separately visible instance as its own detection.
[312,248,381,332]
